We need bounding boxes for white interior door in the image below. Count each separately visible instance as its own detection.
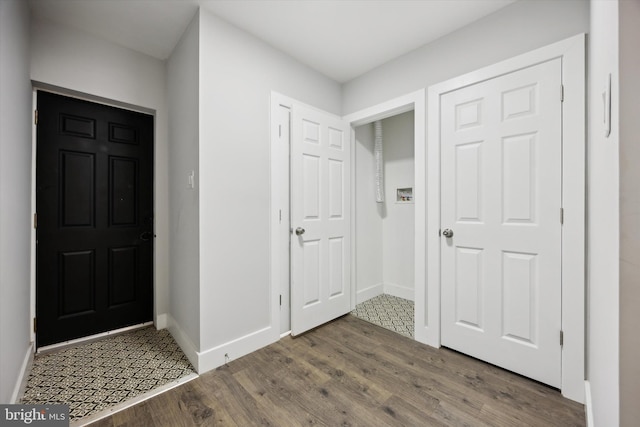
[291,104,351,336]
[440,59,563,387]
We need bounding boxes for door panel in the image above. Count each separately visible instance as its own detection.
[36,91,154,347]
[440,59,562,387]
[291,104,350,336]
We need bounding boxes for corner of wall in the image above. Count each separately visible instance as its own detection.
[166,314,199,373]
[10,343,34,404]
[585,380,594,427]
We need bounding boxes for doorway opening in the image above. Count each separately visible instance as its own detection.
[351,111,416,339]
[271,90,426,339]
[34,90,154,349]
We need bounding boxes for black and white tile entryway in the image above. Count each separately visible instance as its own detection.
[351,294,414,338]
[21,327,196,424]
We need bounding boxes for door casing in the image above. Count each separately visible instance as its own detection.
[271,90,426,337]
[428,34,586,402]
[30,85,159,349]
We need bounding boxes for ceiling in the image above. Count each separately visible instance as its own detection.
[28,0,517,83]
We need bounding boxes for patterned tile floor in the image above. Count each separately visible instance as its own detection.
[21,327,195,422]
[351,294,415,338]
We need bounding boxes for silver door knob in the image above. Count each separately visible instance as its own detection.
[295,227,305,236]
[442,228,454,238]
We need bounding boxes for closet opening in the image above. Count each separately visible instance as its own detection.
[351,110,416,339]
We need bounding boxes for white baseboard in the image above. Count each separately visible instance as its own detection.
[165,314,200,372]
[11,342,34,403]
[155,313,168,330]
[197,326,278,374]
[356,283,384,304]
[356,283,415,303]
[384,282,414,301]
[166,314,279,376]
[584,380,594,427]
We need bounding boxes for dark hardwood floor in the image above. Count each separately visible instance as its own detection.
[90,315,585,426]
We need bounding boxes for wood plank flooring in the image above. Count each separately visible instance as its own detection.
[90,315,585,426]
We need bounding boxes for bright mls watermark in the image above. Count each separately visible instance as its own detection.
[0,405,68,426]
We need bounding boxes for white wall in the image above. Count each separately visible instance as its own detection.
[29,16,171,327]
[0,0,33,403]
[381,112,414,300]
[354,112,415,303]
[618,1,640,425]
[588,0,619,425]
[196,8,341,368]
[342,0,589,115]
[166,11,201,360]
[355,123,384,302]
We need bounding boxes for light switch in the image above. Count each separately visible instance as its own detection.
[603,73,611,138]
[188,170,195,189]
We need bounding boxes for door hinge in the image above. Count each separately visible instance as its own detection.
[34,109,38,125]
[560,85,564,102]
[279,294,282,306]
[438,229,441,237]
[33,213,38,229]
[279,209,282,224]
[560,208,564,225]
[560,330,564,347]
[33,318,37,333]
[279,124,282,138]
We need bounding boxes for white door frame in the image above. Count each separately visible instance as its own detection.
[342,90,426,313]
[427,34,585,402]
[270,92,293,336]
[270,90,426,336]
[30,84,161,349]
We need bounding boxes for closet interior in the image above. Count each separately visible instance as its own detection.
[351,110,416,338]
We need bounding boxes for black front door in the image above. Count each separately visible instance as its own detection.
[36,91,154,347]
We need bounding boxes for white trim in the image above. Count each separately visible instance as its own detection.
[30,84,162,349]
[31,90,37,345]
[37,322,153,354]
[270,90,425,337]
[32,81,156,115]
[270,93,292,335]
[584,381,594,427]
[343,92,418,127]
[427,33,586,402]
[155,313,169,330]
[344,89,426,342]
[196,326,275,374]
[558,34,587,403]
[384,283,414,302]
[356,283,385,304]
[270,92,289,336]
[166,314,199,372]
[10,342,34,403]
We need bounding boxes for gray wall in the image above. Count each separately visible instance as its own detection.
[0,0,32,403]
[167,11,201,358]
[588,1,619,424]
[354,112,415,302]
[196,8,341,360]
[355,123,384,300]
[30,16,171,329]
[619,1,640,424]
[342,0,590,115]
[381,112,415,298]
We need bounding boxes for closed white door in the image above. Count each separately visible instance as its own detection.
[440,59,562,387]
[290,104,351,336]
